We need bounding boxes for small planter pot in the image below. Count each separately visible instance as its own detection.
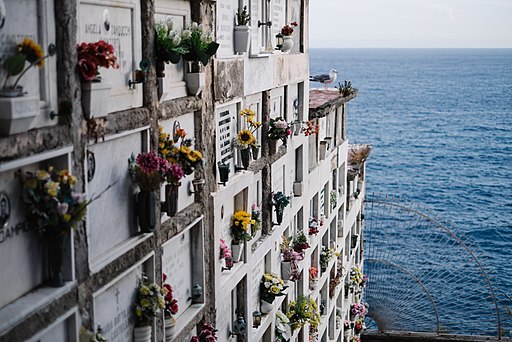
[164,316,176,341]
[164,183,180,216]
[137,190,157,233]
[281,261,292,281]
[0,95,39,136]
[185,61,205,96]
[134,326,152,342]
[275,208,284,225]
[218,163,230,184]
[269,139,277,155]
[280,35,294,52]
[234,25,251,54]
[351,235,359,249]
[81,81,112,119]
[231,242,244,263]
[260,299,274,314]
[293,181,303,197]
[46,234,66,287]
[240,148,250,170]
[309,279,318,290]
[251,145,260,160]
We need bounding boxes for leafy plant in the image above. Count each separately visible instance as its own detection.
[134,274,165,327]
[272,191,291,211]
[236,6,251,25]
[336,80,358,97]
[286,295,321,331]
[155,21,188,64]
[181,22,219,66]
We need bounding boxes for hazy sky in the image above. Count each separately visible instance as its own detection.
[309,0,512,48]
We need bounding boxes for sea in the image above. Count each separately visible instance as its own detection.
[310,48,512,336]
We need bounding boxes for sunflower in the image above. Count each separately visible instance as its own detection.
[237,129,255,146]
[18,38,45,67]
[240,108,256,118]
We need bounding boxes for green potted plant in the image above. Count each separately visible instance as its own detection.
[155,21,187,77]
[286,295,321,332]
[0,38,55,136]
[272,191,291,225]
[133,274,165,342]
[234,6,251,54]
[179,22,219,95]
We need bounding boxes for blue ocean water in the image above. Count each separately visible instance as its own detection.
[310,48,512,332]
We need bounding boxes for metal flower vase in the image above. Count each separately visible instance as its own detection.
[137,190,157,233]
[185,61,205,96]
[164,183,180,216]
[234,26,251,54]
[275,208,284,225]
[251,145,260,160]
[47,234,65,287]
[241,148,250,170]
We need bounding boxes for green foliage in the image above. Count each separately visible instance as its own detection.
[236,6,251,25]
[336,80,358,97]
[155,22,188,64]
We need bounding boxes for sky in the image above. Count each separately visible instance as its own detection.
[309,0,512,48]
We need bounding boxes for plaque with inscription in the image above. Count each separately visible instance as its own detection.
[272,0,285,35]
[93,265,143,342]
[216,0,235,57]
[78,0,142,113]
[162,229,193,319]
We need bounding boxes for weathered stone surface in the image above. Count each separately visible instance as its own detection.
[309,89,357,118]
[214,59,244,102]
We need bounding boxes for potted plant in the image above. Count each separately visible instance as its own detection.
[309,266,319,290]
[162,273,179,341]
[234,6,251,54]
[268,117,292,152]
[336,80,358,97]
[180,22,219,95]
[155,21,187,77]
[19,167,89,287]
[133,274,165,342]
[219,239,233,271]
[272,191,291,225]
[286,295,321,332]
[275,310,291,341]
[309,217,319,235]
[190,323,217,342]
[233,108,262,169]
[278,22,298,52]
[0,39,55,136]
[76,40,119,119]
[293,231,310,254]
[128,151,170,231]
[260,273,287,314]
[231,210,254,261]
[251,204,261,237]
[280,235,303,281]
[320,245,335,273]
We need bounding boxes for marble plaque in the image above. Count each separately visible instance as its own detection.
[272,0,285,35]
[249,0,261,54]
[251,260,265,312]
[93,265,143,342]
[216,0,235,57]
[28,312,76,342]
[216,287,232,339]
[87,132,142,265]
[78,0,142,113]
[162,229,193,319]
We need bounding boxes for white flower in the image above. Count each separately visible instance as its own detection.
[200,32,209,43]
[274,120,288,129]
[198,23,205,32]
[272,278,279,284]
[172,36,181,46]
[182,30,191,40]
[264,281,271,288]
[166,18,174,31]
[191,22,198,30]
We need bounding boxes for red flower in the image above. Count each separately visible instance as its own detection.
[77,58,98,81]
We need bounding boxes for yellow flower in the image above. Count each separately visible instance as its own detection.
[270,285,281,294]
[179,146,191,154]
[19,38,45,67]
[141,298,151,307]
[140,285,150,295]
[63,214,71,222]
[191,150,202,160]
[36,170,50,180]
[240,108,256,118]
[46,181,59,197]
[136,307,142,317]
[25,178,38,189]
[238,130,255,146]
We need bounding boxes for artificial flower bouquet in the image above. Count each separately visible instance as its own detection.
[219,239,233,270]
[190,323,217,342]
[320,245,336,271]
[275,310,291,341]
[134,274,165,327]
[158,126,203,176]
[281,22,298,36]
[309,266,319,283]
[272,191,291,212]
[20,167,88,236]
[303,120,319,136]
[1,38,56,94]
[76,40,119,82]
[260,273,287,303]
[349,303,367,319]
[233,108,262,150]
[268,117,292,145]
[354,318,365,334]
[181,22,220,67]
[293,231,310,254]
[231,210,255,242]
[162,273,179,318]
[309,217,319,235]
[251,203,261,236]
[129,151,171,191]
[155,20,187,65]
[286,295,321,331]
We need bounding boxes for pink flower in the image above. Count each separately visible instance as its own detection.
[136,151,161,174]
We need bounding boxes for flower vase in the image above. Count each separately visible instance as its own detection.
[344,329,352,341]
[134,326,152,342]
[280,36,294,52]
[218,163,230,184]
[251,145,260,160]
[225,257,233,269]
[275,208,284,225]
[0,93,39,136]
[240,148,250,170]
[260,299,274,314]
[47,234,65,287]
[234,26,251,54]
[269,139,277,155]
[137,190,157,233]
[165,183,180,216]
[81,81,112,119]
[185,61,205,96]
[164,316,176,341]
[231,242,244,262]
[281,261,292,281]
[156,60,166,78]
[309,279,318,290]
[349,312,356,321]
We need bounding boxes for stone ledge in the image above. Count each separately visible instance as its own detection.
[159,96,203,120]
[309,89,357,118]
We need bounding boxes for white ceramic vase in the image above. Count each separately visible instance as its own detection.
[133,326,151,342]
[164,316,176,341]
[260,299,274,314]
[280,36,294,52]
[81,81,112,119]
[0,95,38,136]
[234,26,251,54]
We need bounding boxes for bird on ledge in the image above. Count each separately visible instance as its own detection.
[309,69,338,89]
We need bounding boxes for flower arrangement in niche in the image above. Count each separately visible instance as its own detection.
[219,239,233,270]
[320,245,336,271]
[19,167,88,236]
[158,126,203,176]
[350,303,367,318]
[251,203,261,237]
[348,266,368,290]
[233,108,262,149]
[309,266,319,283]
[231,210,255,242]
[180,22,220,67]
[190,323,217,342]
[1,38,56,96]
[303,120,319,136]
[280,235,303,281]
[76,40,119,82]
[162,273,179,318]
[286,295,321,332]
[309,217,319,235]
[260,273,287,303]
[268,117,292,145]
[281,22,298,36]
[134,274,165,327]
[272,191,291,212]
[155,20,187,65]
[293,231,310,254]
[275,310,291,341]
[128,151,171,191]
[354,318,365,334]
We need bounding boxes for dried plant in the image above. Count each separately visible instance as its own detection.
[348,144,372,165]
